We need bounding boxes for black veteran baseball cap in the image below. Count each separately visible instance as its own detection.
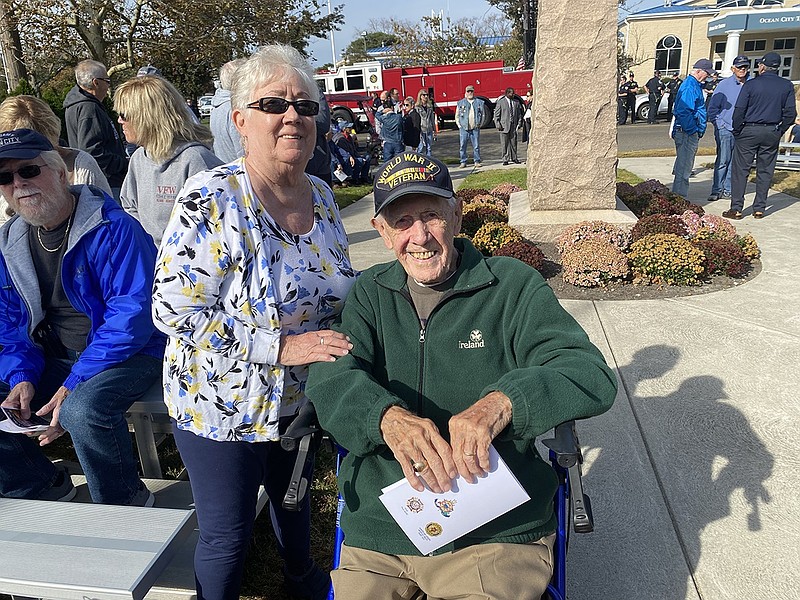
[373,152,454,216]
[0,129,54,161]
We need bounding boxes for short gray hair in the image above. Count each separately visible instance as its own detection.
[75,60,108,90]
[219,58,247,91]
[231,45,318,111]
[39,150,68,179]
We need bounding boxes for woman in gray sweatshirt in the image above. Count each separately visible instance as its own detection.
[114,75,222,246]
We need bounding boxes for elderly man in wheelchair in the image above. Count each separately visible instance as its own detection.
[305,152,617,600]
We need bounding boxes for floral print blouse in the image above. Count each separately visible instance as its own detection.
[152,161,356,442]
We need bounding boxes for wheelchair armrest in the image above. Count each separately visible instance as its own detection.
[280,402,322,451]
[281,403,323,512]
[542,421,580,469]
[543,420,595,533]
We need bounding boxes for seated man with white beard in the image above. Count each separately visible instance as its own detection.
[0,129,164,506]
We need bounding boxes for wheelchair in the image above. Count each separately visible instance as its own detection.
[281,403,595,600]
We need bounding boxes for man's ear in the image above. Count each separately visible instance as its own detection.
[371,217,394,250]
[452,199,463,236]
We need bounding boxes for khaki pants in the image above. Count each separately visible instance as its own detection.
[332,534,555,600]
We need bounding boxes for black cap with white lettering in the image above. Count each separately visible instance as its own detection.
[373,152,454,216]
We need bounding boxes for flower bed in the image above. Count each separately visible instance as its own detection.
[455,179,760,291]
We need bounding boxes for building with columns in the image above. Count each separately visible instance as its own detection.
[619,0,799,79]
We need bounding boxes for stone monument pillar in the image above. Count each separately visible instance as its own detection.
[510,0,635,241]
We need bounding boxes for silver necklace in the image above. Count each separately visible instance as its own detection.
[36,201,75,253]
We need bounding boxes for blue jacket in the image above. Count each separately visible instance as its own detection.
[732,70,797,135]
[672,75,707,137]
[708,76,745,132]
[375,110,404,144]
[456,97,486,131]
[0,185,165,391]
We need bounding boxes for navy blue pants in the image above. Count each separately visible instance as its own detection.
[730,124,782,214]
[173,421,313,600]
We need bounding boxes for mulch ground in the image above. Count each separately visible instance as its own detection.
[536,242,762,301]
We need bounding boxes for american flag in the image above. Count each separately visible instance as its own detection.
[516,56,526,70]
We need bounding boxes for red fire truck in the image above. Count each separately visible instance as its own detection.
[314,59,533,131]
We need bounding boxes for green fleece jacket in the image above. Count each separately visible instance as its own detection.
[306,239,617,556]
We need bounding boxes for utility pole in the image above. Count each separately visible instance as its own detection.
[522,0,539,69]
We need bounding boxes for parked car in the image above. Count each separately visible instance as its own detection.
[198,96,213,118]
[634,88,712,122]
[634,93,669,122]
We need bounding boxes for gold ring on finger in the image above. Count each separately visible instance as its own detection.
[412,460,428,474]
[464,452,476,457]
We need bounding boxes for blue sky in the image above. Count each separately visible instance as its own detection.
[306,0,665,66]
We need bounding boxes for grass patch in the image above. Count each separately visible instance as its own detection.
[332,183,371,209]
[755,169,800,198]
[460,167,527,190]
[616,169,644,186]
[619,147,717,158]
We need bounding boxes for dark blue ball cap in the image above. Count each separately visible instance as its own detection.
[758,52,781,69]
[373,152,454,216]
[0,129,54,161]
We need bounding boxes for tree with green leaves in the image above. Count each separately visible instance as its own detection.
[1,0,344,95]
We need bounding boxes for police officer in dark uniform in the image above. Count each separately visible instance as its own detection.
[666,73,683,120]
[625,72,639,124]
[723,52,797,220]
[617,75,629,124]
[645,70,665,124]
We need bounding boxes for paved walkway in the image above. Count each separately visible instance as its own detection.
[338,156,800,599]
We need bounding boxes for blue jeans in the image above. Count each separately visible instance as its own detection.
[343,156,371,182]
[459,128,481,164]
[672,129,700,198]
[417,131,434,156]
[382,141,404,163]
[0,353,160,503]
[712,127,735,196]
[174,421,314,600]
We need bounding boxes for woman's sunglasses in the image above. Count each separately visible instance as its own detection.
[0,163,46,186]
[247,97,320,116]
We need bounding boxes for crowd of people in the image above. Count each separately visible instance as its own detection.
[0,43,619,600]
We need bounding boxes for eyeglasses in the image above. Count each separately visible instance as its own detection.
[246,97,319,116]
[118,113,128,122]
[403,103,411,107]
[0,163,47,186]
[420,93,428,97]
[96,77,112,84]
[732,65,749,70]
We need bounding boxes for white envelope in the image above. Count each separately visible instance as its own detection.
[378,445,530,554]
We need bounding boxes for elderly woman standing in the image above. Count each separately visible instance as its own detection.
[113,76,222,246]
[152,45,356,600]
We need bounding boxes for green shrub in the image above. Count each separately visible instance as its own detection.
[616,182,636,203]
[631,214,689,242]
[460,202,507,238]
[629,234,705,285]
[693,238,750,277]
[472,222,522,255]
[494,240,546,271]
[561,239,630,287]
[556,220,631,254]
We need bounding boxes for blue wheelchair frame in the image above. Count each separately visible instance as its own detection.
[281,404,594,600]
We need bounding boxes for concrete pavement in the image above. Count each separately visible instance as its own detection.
[338,156,800,599]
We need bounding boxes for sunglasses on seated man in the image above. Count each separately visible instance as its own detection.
[246,97,320,116]
[0,163,47,186]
